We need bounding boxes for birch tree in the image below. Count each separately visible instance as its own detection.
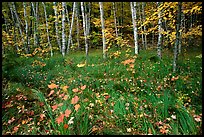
[65,3,73,47]
[179,4,184,54]
[23,2,29,53]
[112,2,118,38]
[130,2,139,55]
[157,2,162,59]
[142,2,147,49]
[138,3,145,49]
[173,2,182,72]
[61,2,66,56]
[53,2,61,52]
[99,2,106,59]
[81,2,88,57]
[67,2,76,54]
[76,2,80,50]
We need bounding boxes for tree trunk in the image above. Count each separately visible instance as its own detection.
[179,4,184,54]
[173,2,182,72]
[142,2,147,49]
[76,2,80,50]
[81,2,88,58]
[130,2,139,55]
[67,2,76,54]
[53,2,61,52]
[12,2,26,54]
[65,3,73,47]
[42,2,53,57]
[99,2,106,59]
[112,2,118,39]
[157,2,162,59]
[62,2,66,56]
[23,2,30,53]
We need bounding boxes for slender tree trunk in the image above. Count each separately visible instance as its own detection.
[53,2,61,52]
[81,2,89,58]
[112,2,118,39]
[179,5,184,54]
[130,2,139,55]
[142,2,147,49]
[42,2,53,57]
[76,2,80,50]
[99,2,106,59]
[65,3,73,47]
[121,2,124,35]
[35,2,40,48]
[8,3,19,52]
[67,2,76,54]
[12,2,26,53]
[173,2,182,72]
[157,2,162,59]
[138,2,145,49]
[62,2,66,56]
[23,2,30,53]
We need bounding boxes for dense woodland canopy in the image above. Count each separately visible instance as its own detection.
[2,2,202,135]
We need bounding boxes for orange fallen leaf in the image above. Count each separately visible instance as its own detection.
[80,85,86,90]
[59,93,65,98]
[129,64,134,68]
[58,103,63,107]
[51,104,58,111]
[64,124,69,129]
[63,95,68,100]
[13,125,19,133]
[71,96,79,104]
[65,109,72,118]
[40,114,46,121]
[48,83,58,89]
[8,117,15,124]
[74,104,80,111]
[72,88,79,93]
[48,90,55,97]
[56,113,65,125]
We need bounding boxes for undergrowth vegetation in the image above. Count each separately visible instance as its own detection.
[2,47,202,135]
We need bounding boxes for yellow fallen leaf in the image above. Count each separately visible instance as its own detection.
[77,63,86,68]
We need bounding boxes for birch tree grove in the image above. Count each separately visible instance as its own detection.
[112,2,118,38]
[67,2,76,54]
[130,2,139,55]
[53,2,61,52]
[61,2,66,57]
[99,2,106,59]
[157,2,162,59]
[81,2,88,58]
[76,2,80,50]
[42,2,53,57]
[173,2,182,72]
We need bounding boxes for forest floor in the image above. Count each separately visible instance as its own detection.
[2,47,202,135]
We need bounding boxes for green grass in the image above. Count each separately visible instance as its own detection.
[2,47,202,135]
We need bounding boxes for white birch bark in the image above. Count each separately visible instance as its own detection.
[65,3,73,47]
[23,2,29,53]
[61,2,66,56]
[81,2,88,57]
[173,2,182,72]
[42,2,53,57]
[99,2,106,59]
[157,2,162,59]
[67,2,76,54]
[142,2,147,49]
[178,4,184,54]
[53,2,61,52]
[130,2,139,55]
[12,2,26,53]
[112,2,118,38]
[76,2,80,49]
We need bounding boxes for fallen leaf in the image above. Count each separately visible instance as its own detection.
[39,102,44,107]
[127,128,131,132]
[40,114,46,121]
[62,86,69,92]
[64,124,69,129]
[65,109,72,118]
[48,83,58,89]
[48,90,55,97]
[74,104,80,111]
[59,93,65,98]
[58,103,63,107]
[13,125,19,133]
[8,117,15,124]
[77,63,86,68]
[52,105,58,111]
[68,117,74,125]
[92,126,98,132]
[56,113,65,125]
[72,88,79,93]
[63,95,68,101]
[71,96,79,104]
[80,85,86,90]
